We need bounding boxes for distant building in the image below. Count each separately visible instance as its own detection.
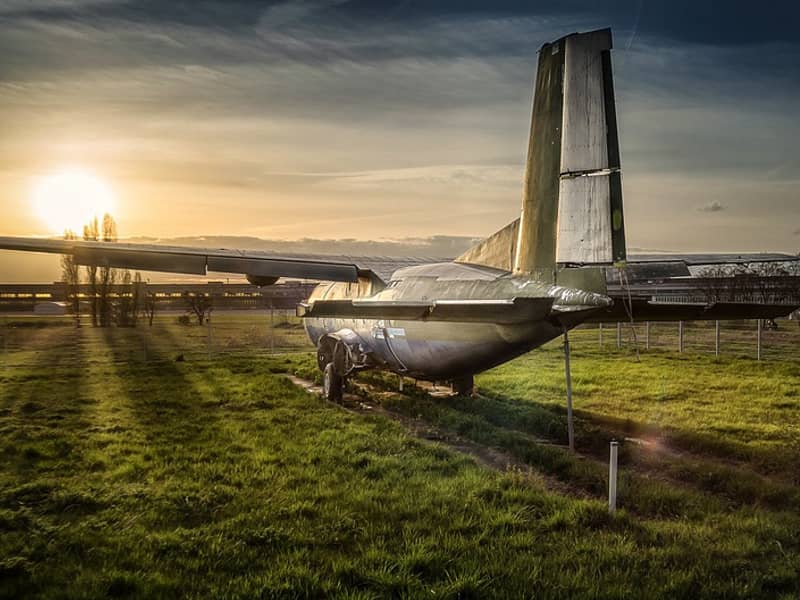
[0,281,317,313]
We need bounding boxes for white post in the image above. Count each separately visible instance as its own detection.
[399,376,404,392]
[715,320,720,358]
[678,321,684,353]
[757,319,762,361]
[563,329,575,452]
[645,321,650,351]
[608,440,619,513]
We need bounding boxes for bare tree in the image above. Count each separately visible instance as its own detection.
[143,291,157,327]
[183,292,213,325]
[98,214,117,327]
[61,229,81,326]
[83,217,99,326]
[114,270,138,327]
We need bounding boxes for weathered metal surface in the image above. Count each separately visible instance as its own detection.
[602,47,626,264]
[605,262,691,282]
[513,34,565,278]
[455,219,518,272]
[74,247,207,275]
[561,29,611,174]
[0,236,443,282]
[627,253,798,265]
[303,296,554,325]
[556,173,613,264]
[207,255,358,282]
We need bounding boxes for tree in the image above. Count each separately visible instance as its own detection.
[83,217,99,326]
[114,270,139,327]
[61,229,81,326]
[183,292,213,325]
[98,213,117,327]
[142,289,157,327]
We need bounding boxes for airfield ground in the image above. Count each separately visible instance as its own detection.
[0,314,798,598]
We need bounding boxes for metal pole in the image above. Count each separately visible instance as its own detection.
[678,321,684,353]
[616,322,622,349]
[608,440,619,513]
[715,320,720,358]
[270,302,275,354]
[598,323,603,349]
[757,319,762,361]
[645,321,650,351]
[563,329,575,452]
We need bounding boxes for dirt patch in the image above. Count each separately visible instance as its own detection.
[285,375,587,498]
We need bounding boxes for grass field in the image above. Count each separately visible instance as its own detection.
[0,314,798,598]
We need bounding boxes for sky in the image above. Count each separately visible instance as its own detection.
[1,0,799,282]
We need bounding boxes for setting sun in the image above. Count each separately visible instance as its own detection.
[32,167,116,235]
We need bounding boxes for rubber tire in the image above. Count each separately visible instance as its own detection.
[451,375,474,396]
[323,363,344,403]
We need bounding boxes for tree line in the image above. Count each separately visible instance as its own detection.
[60,214,210,328]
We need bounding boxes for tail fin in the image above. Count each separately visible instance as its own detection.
[513,28,626,280]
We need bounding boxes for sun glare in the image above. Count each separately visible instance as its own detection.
[32,167,117,235]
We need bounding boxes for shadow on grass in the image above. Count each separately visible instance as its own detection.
[0,325,95,598]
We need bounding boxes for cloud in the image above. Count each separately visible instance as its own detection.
[698,201,725,212]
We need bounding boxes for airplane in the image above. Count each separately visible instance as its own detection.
[1,28,798,405]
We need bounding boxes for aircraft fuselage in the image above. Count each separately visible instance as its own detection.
[303,262,610,380]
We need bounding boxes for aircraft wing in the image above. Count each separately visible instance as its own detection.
[0,236,442,283]
[626,252,799,266]
[599,260,800,322]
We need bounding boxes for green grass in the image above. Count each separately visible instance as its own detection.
[0,316,799,598]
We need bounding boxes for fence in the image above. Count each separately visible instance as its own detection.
[1,313,798,372]
[578,319,799,361]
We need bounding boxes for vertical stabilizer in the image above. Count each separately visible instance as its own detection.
[513,28,626,281]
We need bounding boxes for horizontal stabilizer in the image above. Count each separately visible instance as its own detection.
[298,297,554,324]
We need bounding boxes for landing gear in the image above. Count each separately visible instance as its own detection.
[323,363,344,403]
[451,375,474,396]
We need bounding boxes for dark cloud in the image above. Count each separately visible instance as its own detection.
[6,1,800,46]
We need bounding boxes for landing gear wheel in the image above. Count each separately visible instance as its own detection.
[323,363,344,403]
[451,375,474,396]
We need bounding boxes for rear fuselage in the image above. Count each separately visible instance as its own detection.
[303,262,609,379]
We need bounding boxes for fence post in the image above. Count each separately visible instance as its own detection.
[563,329,575,453]
[715,320,720,358]
[270,302,275,354]
[608,440,619,513]
[757,319,762,361]
[599,323,603,349]
[645,321,650,351]
[616,322,622,349]
[678,321,684,353]
[206,315,212,360]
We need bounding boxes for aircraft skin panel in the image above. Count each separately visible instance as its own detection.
[304,316,565,379]
[513,34,565,277]
[560,29,611,174]
[556,174,613,264]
